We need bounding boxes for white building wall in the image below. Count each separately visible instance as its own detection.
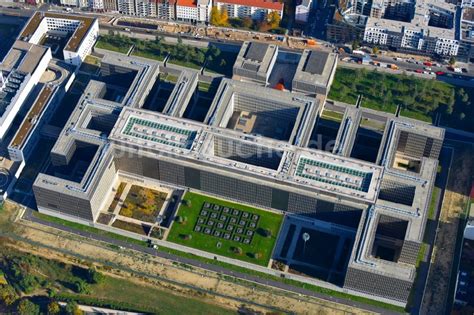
[0,49,52,141]
[215,2,282,20]
[64,19,99,66]
[295,5,310,23]
[89,0,105,9]
[176,5,199,20]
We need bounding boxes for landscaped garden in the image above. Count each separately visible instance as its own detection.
[119,185,167,223]
[328,67,474,132]
[95,34,236,75]
[166,192,283,266]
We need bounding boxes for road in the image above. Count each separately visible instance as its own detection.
[22,208,400,315]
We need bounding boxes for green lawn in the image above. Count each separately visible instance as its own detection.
[167,192,283,266]
[328,68,456,124]
[32,212,147,246]
[321,109,344,122]
[428,187,441,220]
[131,49,167,61]
[205,50,238,76]
[95,39,131,54]
[168,58,202,70]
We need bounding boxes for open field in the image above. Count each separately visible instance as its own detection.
[0,203,381,314]
[0,246,234,314]
[329,68,474,131]
[8,203,402,313]
[422,146,474,314]
[167,192,283,266]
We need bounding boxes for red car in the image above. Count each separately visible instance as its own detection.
[415,69,423,73]
[435,71,445,76]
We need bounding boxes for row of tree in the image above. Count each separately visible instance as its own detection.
[210,7,281,32]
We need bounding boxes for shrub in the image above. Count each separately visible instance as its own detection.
[0,285,18,306]
[65,301,82,315]
[87,267,104,284]
[17,299,40,315]
[73,279,90,294]
[47,301,61,315]
[231,247,243,255]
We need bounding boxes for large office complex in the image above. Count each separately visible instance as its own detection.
[0,12,94,201]
[31,40,444,307]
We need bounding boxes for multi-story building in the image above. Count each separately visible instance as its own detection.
[18,12,99,66]
[356,0,459,56]
[174,0,211,22]
[232,41,278,85]
[118,0,136,14]
[0,41,52,141]
[215,0,283,21]
[61,0,88,7]
[295,0,312,24]
[31,45,444,307]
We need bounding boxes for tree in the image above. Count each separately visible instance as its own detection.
[87,267,104,284]
[0,285,18,306]
[210,6,221,26]
[73,279,90,294]
[372,46,379,54]
[242,17,253,29]
[267,11,281,28]
[352,39,360,51]
[65,301,82,315]
[232,247,243,255]
[17,299,40,315]
[449,56,456,65]
[219,8,229,26]
[47,301,61,315]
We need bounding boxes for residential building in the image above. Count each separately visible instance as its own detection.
[355,0,460,56]
[175,0,211,22]
[215,0,283,21]
[295,0,312,23]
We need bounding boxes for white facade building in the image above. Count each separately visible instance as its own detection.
[215,0,283,21]
[19,12,99,66]
[295,0,311,23]
[360,0,459,57]
[175,0,211,22]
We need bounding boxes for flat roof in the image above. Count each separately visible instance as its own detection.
[10,85,54,148]
[111,107,384,203]
[20,12,96,52]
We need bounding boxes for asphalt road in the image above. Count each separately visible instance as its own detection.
[23,208,400,314]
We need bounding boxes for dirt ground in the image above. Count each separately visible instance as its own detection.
[421,146,474,314]
[2,203,372,315]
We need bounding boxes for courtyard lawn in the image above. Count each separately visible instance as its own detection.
[119,185,167,223]
[166,192,283,266]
